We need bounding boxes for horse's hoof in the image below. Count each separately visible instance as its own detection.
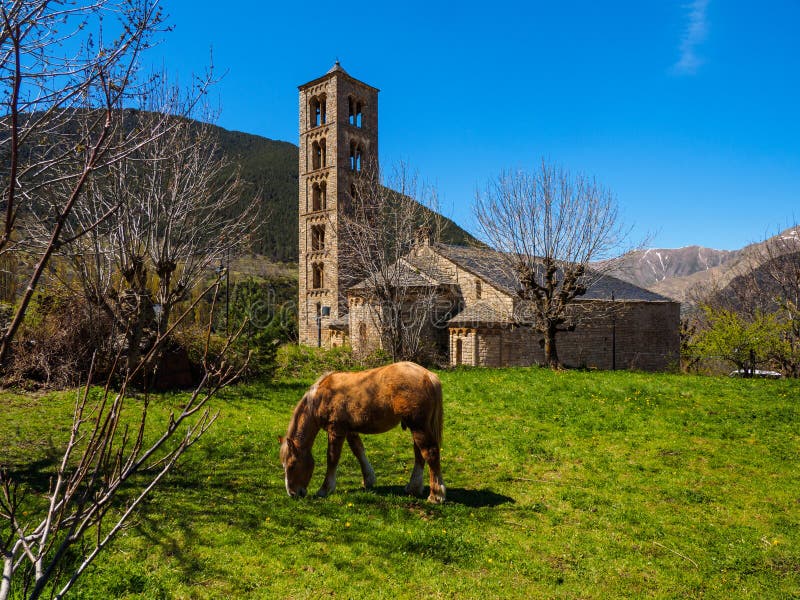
[404,483,424,497]
[363,473,377,489]
[316,487,331,498]
[427,485,446,504]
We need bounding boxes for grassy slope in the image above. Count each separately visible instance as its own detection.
[1,369,799,599]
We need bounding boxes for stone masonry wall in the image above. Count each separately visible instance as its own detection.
[450,300,680,372]
[411,245,512,314]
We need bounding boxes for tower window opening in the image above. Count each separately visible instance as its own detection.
[349,141,363,172]
[348,97,363,128]
[311,225,325,251]
[310,96,326,127]
[312,139,326,170]
[475,279,482,300]
[312,263,324,289]
[455,338,463,365]
[312,182,326,211]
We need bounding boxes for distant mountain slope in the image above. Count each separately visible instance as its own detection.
[707,249,800,314]
[210,127,300,262]
[604,227,799,306]
[206,124,479,262]
[605,246,739,290]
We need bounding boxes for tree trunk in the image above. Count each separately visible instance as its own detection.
[543,322,561,369]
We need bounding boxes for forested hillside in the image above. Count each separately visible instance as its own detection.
[210,127,300,261]
[207,123,478,263]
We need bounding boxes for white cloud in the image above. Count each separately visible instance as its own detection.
[672,0,710,75]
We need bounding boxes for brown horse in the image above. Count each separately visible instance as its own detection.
[279,361,446,503]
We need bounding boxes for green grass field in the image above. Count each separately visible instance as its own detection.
[2,368,799,599]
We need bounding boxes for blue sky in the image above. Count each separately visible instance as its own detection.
[149,1,799,251]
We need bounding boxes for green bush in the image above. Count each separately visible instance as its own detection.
[214,277,300,380]
[275,343,389,380]
[687,306,786,374]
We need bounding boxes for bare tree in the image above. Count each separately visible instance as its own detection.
[45,104,254,376]
[759,225,800,376]
[0,281,247,600]
[474,159,632,368]
[0,3,256,597]
[0,0,188,366]
[339,161,447,362]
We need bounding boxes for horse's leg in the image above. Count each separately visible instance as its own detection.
[404,441,425,498]
[346,432,376,489]
[411,431,446,503]
[316,430,345,498]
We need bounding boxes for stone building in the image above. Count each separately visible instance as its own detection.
[297,65,680,370]
[297,62,378,346]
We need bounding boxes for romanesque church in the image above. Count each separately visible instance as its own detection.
[297,63,680,370]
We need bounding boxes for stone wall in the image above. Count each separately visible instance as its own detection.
[411,245,512,314]
[348,290,455,361]
[348,297,383,356]
[450,300,680,372]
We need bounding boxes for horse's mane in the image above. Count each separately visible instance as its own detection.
[285,371,333,439]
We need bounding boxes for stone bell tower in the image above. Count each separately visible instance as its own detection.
[297,62,379,346]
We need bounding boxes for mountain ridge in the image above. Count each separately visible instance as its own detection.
[603,227,800,306]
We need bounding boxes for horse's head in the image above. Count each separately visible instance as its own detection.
[278,435,314,498]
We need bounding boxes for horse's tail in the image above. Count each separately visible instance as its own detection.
[426,371,444,448]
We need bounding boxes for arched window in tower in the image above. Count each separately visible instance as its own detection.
[475,279,482,300]
[349,141,363,171]
[348,97,363,128]
[311,139,326,170]
[312,263,324,289]
[455,338,463,365]
[311,141,321,170]
[311,181,326,211]
[310,95,326,127]
[311,183,321,211]
[311,225,325,251]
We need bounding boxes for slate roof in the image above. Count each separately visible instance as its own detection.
[298,61,380,92]
[433,244,673,302]
[326,60,349,76]
[348,258,444,291]
[448,302,511,325]
[404,254,458,285]
[328,315,349,332]
[343,243,675,329]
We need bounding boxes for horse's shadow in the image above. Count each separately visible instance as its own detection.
[368,485,514,508]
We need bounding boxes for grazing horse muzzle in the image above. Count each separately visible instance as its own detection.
[288,487,307,499]
[279,435,315,499]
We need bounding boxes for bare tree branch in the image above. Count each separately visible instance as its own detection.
[338,161,447,362]
[474,159,636,368]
